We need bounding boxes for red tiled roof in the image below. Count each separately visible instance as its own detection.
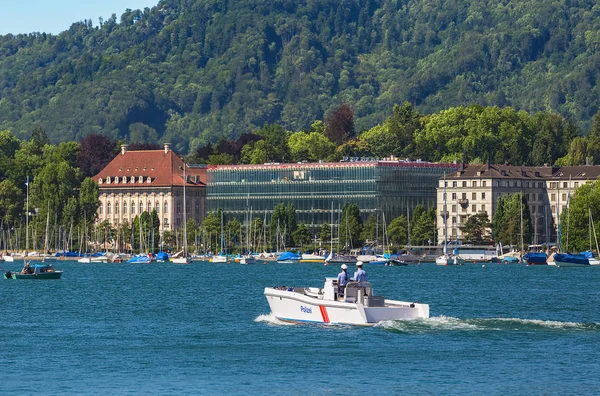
[93,149,206,188]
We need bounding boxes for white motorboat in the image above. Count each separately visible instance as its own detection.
[172,256,192,265]
[435,254,465,266]
[264,278,429,326]
[211,255,228,263]
[3,255,14,262]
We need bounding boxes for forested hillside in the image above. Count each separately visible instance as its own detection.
[1,0,599,153]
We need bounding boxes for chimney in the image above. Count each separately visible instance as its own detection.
[164,143,171,154]
[586,157,590,166]
[121,144,128,155]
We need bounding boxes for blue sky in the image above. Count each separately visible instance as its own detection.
[1,1,158,35]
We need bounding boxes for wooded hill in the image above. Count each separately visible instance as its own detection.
[1,0,599,153]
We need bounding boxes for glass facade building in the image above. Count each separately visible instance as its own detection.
[206,161,458,233]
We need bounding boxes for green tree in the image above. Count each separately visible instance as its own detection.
[319,223,331,246]
[410,205,436,245]
[492,193,531,246]
[387,214,408,247]
[79,177,100,226]
[460,212,492,243]
[201,211,221,252]
[292,224,312,249]
[559,180,600,253]
[0,179,22,222]
[360,214,377,242]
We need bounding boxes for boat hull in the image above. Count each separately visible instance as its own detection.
[554,253,590,267]
[264,287,428,326]
[211,256,228,263]
[5,271,63,280]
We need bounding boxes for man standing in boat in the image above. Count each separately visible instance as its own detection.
[337,264,349,298]
[354,261,368,282]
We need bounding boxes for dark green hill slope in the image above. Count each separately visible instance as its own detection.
[0,0,599,153]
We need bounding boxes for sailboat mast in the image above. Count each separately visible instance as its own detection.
[25,177,29,255]
[591,210,600,256]
[443,173,447,255]
[182,165,187,255]
[520,193,524,255]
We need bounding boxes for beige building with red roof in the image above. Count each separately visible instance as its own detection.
[93,144,206,231]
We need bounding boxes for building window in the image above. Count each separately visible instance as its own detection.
[472,204,476,212]
[563,182,568,188]
[115,203,119,215]
[195,201,200,219]
[452,217,456,225]
[462,181,467,187]
[532,206,536,214]
[551,194,556,202]
[452,204,456,213]
[462,206,467,212]
[472,181,477,187]
[107,203,111,215]
[452,181,457,188]
[132,202,136,214]
[562,193,567,201]
[123,203,127,214]
[177,202,181,214]
[156,201,160,214]
[452,193,457,200]
[99,205,103,215]
[164,202,168,215]
[538,193,542,201]
[482,192,486,200]
[481,204,486,211]
[472,192,476,200]
[140,201,144,213]
[482,181,486,187]
[574,182,579,188]
[462,193,467,199]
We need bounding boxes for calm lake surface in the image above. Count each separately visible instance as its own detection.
[2,260,600,395]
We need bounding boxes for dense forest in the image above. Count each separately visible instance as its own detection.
[1,0,600,154]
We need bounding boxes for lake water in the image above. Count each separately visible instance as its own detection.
[2,260,600,395]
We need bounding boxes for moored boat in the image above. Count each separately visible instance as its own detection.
[211,254,228,263]
[277,251,301,264]
[128,254,151,264]
[523,252,547,265]
[554,253,590,267]
[435,254,465,266]
[324,253,357,266]
[299,252,325,264]
[264,278,429,326]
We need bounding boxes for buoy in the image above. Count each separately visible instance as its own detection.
[482,264,486,268]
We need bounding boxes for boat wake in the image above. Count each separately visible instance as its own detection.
[376,315,600,333]
[254,313,295,326]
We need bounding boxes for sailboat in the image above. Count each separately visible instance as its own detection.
[212,211,228,263]
[5,178,62,279]
[238,204,255,265]
[553,182,590,267]
[584,209,600,265]
[436,176,464,266]
[173,165,192,264]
